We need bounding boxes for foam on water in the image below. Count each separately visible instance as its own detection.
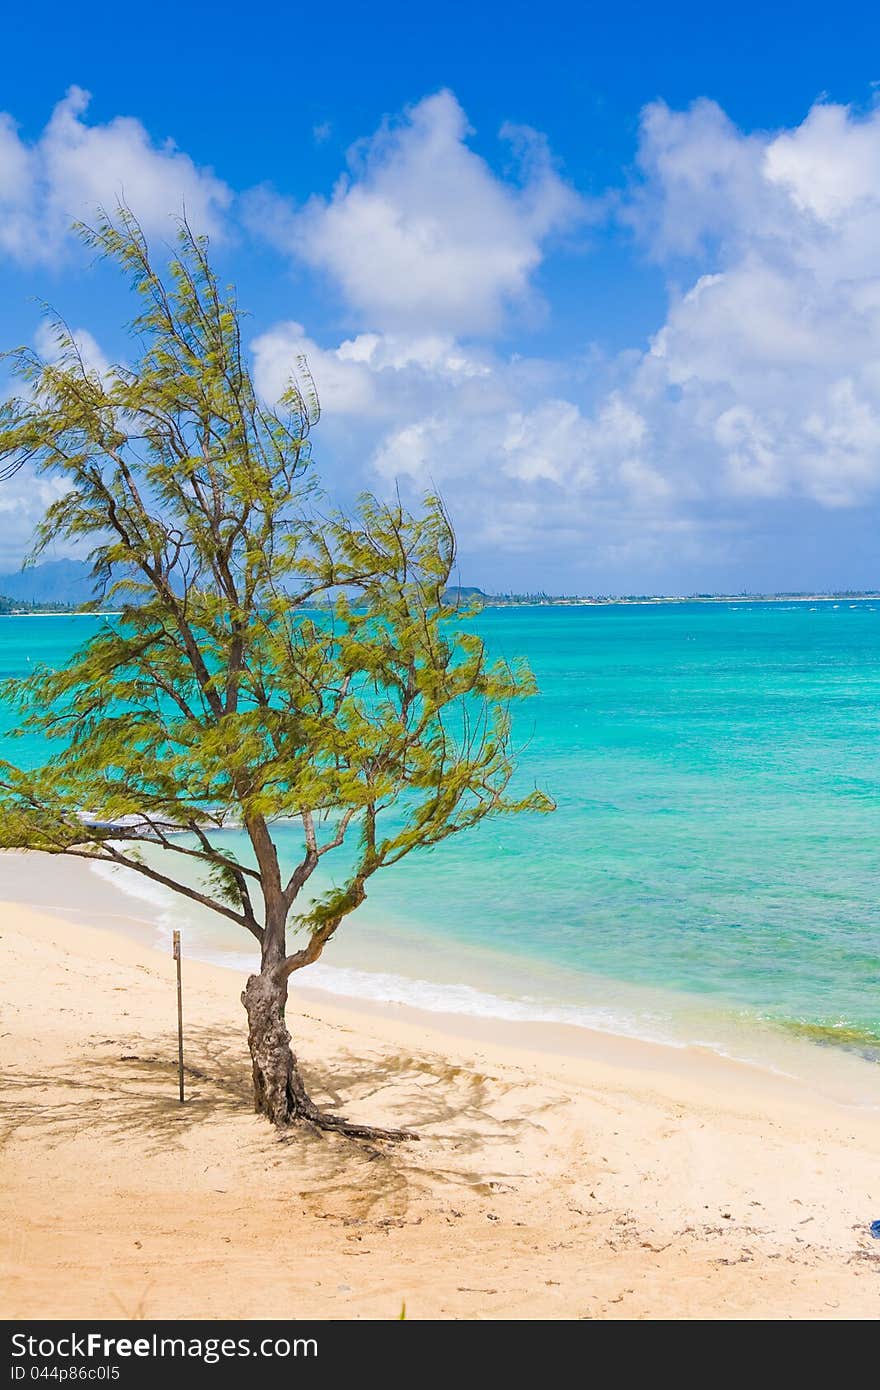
[85,853,665,1038]
[81,842,880,1105]
[2,602,879,1099]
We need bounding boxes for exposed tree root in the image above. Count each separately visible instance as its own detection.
[243,970,417,1143]
[290,1091,418,1143]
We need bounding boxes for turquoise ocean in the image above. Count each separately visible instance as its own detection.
[2,602,879,1089]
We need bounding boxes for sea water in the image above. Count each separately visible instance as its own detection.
[2,602,879,1083]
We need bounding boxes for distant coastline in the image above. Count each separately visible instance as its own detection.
[2,589,878,617]
[3,559,879,614]
[446,586,880,608]
[0,610,123,618]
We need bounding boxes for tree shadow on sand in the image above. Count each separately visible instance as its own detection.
[1,1023,563,1220]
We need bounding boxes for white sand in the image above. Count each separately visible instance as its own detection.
[1,887,879,1319]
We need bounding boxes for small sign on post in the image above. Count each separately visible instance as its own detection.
[172,930,184,1103]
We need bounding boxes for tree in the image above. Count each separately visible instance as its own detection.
[0,211,553,1139]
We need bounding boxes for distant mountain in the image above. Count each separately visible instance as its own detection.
[0,559,95,606]
[443,585,489,601]
[0,568,499,609]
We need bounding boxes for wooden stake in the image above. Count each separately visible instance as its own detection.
[172,930,184,1103]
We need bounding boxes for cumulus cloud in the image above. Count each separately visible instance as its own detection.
[764,102,880,223]
[0,470,72,570]
[252,90,584,334]
[597,96,880,509]
[0,87,231,262]
[8,84,880,585]
[251,92,880,583]
[33,320,112,378]
[0,320,120,570]
[253,315,661,562]
[252,319,497,423]
[253,322,381,418]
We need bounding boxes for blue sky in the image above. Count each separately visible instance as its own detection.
[2,0,880,592]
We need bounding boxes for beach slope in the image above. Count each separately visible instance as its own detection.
[1,901,878,1320]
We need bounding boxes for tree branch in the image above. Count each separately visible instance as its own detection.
[58,843,264,942]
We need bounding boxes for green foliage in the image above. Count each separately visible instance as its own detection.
[0,209,553,974]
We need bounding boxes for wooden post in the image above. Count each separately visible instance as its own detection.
[172,930,184,1103]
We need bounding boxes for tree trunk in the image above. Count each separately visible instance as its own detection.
[241,970,298,1126]
[241,970,415,1142]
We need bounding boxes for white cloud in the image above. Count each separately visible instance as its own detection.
[251,320,498,427]
[254,317,664,560]
[0,472,70,560]
[600,96,880,510]
[0,114,36,259]
[764,102,880,222]
[501,401,596,485]
[252,321,379,417]
[253,89,583,334]
[0,87,231,263]
[252,92,880,581]
[8,85,880,586]
[34,320,112,378]
[0,322,118,569]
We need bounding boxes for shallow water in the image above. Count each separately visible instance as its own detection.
[2,601,879,1083]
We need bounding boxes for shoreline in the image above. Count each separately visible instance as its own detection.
[0,888,855,1108]
[2,894,879,1318]
[2,848,879,1110]
[2,596,878,617]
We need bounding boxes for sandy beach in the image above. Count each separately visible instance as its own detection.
[1,885,879,1320]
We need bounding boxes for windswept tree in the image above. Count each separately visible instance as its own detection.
[0,212,552,1138]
